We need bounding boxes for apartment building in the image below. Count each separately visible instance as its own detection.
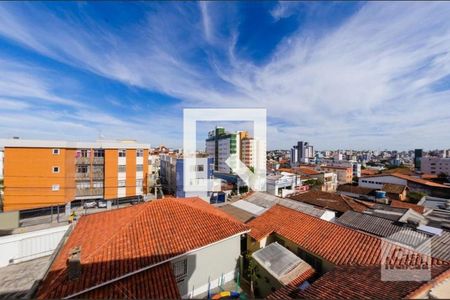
[421,157,450,176]
[320,165,353,184]
[1,139,149,212]
[159,153,214,201]
[290,141,314,166]
[206,127,239,173]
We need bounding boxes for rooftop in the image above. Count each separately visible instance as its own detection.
[390,199,425,214]
[287,191,370,213]
[336,211,430,248]
[245,192,328,219]
[382,183,408,194]
[252,242,313,285]
[361,173,450,189]
[297,265,450,300]
[0,138,150,150]
[337,184,374,196]
[218,204,256,223]
[36,198,248,299]
[247,205,444,267]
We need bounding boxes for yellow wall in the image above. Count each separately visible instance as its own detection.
[3,147,75,211]
[104,149,118,199]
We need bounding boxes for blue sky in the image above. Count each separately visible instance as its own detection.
[1,2,450,150]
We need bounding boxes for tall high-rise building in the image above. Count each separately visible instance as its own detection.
[206,127,239,173]
[291,141,314,166]
[415,149,423,171]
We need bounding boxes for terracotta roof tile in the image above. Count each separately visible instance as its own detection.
[266,268,315,300]
[288,191,369,213]
[247,205,445,266]
[296,265,450,300]
[390,199,425,214]
[37,198,248,299]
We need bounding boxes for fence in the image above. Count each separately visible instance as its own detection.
[0,225,70,267]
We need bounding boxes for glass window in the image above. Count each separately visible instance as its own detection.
[80,149,89,158]
[136,179,143,187]
[137,149,144,157]
[93,181,103,188]
[118,165,126,173]
[52,184,60,191]
[118,149,126,157]
[94,149,104,157]
[77,165,88,173]
[137,164,143,172]
[77,182,90,189]
[52,166,60,173]
[52,149,60,155]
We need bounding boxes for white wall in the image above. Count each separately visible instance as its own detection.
[172,234,242,298]
[0,225,69,267]
[359,176,407,189]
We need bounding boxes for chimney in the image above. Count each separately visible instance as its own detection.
[67,246,81,280]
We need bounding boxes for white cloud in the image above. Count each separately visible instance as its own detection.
[1,2,450,149]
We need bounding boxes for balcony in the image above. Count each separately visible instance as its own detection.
[76,172,90,180]
[76,188,103,197]
[93,157,104,165]
[76,157,104,165]
[76,157,90,165]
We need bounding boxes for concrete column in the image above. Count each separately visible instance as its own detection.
[107,200,112,210]
[65,202,71,216]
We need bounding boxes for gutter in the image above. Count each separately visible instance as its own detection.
[63,229,250,299]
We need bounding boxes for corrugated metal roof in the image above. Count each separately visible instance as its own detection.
[231,199,267,215]
[417,232,450,262]
[245,192,326,218]
[252,242,313,285]
[337,211,430,248]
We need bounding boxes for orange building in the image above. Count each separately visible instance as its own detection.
[1,139,150,212]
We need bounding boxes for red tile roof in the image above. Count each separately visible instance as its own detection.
[267,268,315,300]
[390,199,425,214]
[296,265,450,300]
[287,191,370,213]
[247,205,445,266]
[37,198,248,299]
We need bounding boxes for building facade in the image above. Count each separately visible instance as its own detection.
[290,141,314,166]
[160,154,214,201]
[421,157,450,176]
[206,127,239,173]
[1,139,149,212]
[320,165,353,185]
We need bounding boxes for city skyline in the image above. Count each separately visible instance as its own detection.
[1,2,450,150]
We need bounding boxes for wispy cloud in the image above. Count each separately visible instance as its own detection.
[0,2,450,149]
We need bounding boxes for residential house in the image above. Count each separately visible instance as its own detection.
[319,165,352,185]
[266,172,301,198]
[359,173,450,198]
[36,197,249,299]
[287,191,371,217]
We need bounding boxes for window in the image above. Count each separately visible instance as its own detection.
[172,259,187,283]
[137,149,144,157]
[197,165,204,172]
[80,149,89,158]
[118,149,126,157]
[77,165,88,173]
[136,179,143,187]
[52,149,60,155]
[136,164,143,172]
[118,180,126,187]
[94,149,104,157]
[76,182,90,189]
[118,165,126,173]
[52,166,60,173]
[52,184,60,191]
[93,181,103,188]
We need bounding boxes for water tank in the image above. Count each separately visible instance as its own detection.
[375,190,386,199]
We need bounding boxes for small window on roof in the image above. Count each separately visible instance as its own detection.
[52,166,60,173]
[52,149,60,155]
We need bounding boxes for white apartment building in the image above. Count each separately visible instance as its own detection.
[421,157,450,176]
[266,172,301,198]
